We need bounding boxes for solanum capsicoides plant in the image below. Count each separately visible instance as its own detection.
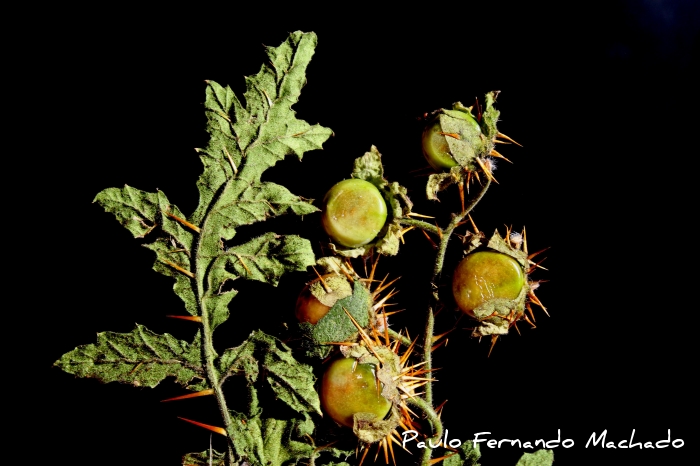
[54,31,551,466]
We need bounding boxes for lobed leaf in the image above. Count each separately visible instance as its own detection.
[218,330,320,416]
[95,186,198,315]
[515,449,554,466]
[210,233,315,291]
[54,325,206,390]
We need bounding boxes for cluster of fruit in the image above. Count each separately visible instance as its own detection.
[293,98,544,461]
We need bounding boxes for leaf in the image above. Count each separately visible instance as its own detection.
[191,31,332,226]
[210,233,316,291]
[515,449,554,466]
[305,279,373,358]
[94,186,199,315]
[182,449,226,466]
[224,412,315,466]
[55,325,206,390]
[443,441,481,466]
[218,330,321,416]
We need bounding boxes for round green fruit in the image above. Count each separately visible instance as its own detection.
[320,357,392,428]
[452,250,525,316]
[321,179,388,248]
[421,110,481,171]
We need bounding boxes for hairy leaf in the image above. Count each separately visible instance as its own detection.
[55,325,206,390]
[305,279,373,358]
[218,330,321,416]
[95,186,198,315]
[182,449,226,466]
[515,450,554,466]
[224,411,315,466]
[443,441,481,466]
[210,233,315,291]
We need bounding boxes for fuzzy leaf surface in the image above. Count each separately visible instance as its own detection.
[182,450,226,466]
[94,186,199,315]
[443,441,481,466]
[210,233,315,292]
[55,325,206,390]
[218,330,321,416]
[515,449,554,466]
[305,280,372,358]
[191,31,332,226]
[224,412,315,466]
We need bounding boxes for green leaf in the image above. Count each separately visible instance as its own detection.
[443,441,481,466]
[54,325,206,390]
[94,186,199,315]
[182,449,226,466]
[191,31,332,226]
[209,233,315,293]
[515,449,554,466]
[305,279,373,358]
[225,412,315,466]
[218,330,321,416]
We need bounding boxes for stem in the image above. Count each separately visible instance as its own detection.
[195,188,239,466]
[416,178,491,466]
[397,217,440,235]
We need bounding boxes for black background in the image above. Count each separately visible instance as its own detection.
[39,1,698,465]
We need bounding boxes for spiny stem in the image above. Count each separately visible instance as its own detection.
[418,177,491,466]
[397,217,440,235]
[407,396,444,466]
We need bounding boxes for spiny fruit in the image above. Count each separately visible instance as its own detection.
[320,357,392,428]
[321,178,388,248]
[452,251,525,316]
[453,228,547,353]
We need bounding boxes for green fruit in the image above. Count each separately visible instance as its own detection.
[452,250,525,316]
[320,357,392,428]
[421,110,481,171]
[321,179,388,248]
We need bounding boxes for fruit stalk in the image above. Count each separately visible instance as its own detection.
[398,178,491,466]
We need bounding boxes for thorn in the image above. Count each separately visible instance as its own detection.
[369,254,380,284]
[487,335,498,357]
[438,131,461,139]
[373,276,400,297]
[526,303,537,323]
[513,320,521,335]
[343,308,384,363]
[526,257,549,273]
[496,131,522,147]
[166,315,203,322]
[398,226,414,244]
[436,223,443,240]
[430,453,458,464]
[476,157,499,184]
[406,212,435,219]
[434,399,448,418]
[421,229,438,249]
[178,417,227,436]
[358,444,370,466]
[489,149,513,163]
[162,388,215,402]
[459,181,465,213]
[528,291,550,316]
[523,314,537,328]
[163,260,195,278]
[163,211,201,233]
[522,227,529,255]
[222,145,238,175]
[475,96,482,121]
[467,214,479,234]
[312,266,332,293]
[234,253,252,276]
[528,247,551,260]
